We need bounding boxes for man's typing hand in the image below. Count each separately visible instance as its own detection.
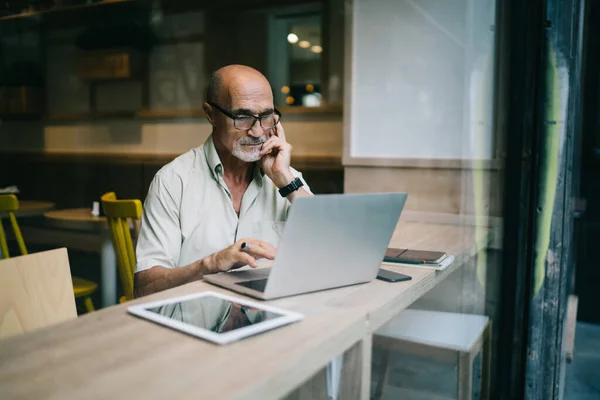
[206,239,277,273]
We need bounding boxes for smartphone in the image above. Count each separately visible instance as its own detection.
[376,269,412,283]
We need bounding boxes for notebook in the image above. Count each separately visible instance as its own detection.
[383,248,454,271]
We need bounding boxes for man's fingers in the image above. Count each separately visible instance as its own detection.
[236,251,258,268]
[233,239,277,268]
[257,240,277,253]
[246,245,276,261]
[261,140,291,157]
[239,238,277,253]
[260,137,283,155]
[275,122,286,141]
[260,143,277,156]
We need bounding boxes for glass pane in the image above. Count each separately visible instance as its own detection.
[0,0,588,398]
[270,13,323,107]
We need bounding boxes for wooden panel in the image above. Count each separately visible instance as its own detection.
[0,151,342,217]
[2,120,341,157]
[344,166,501,216]
[0,248,76,339]
[343,156,502,170]
[0,151,340,168]
[344,166,462,213]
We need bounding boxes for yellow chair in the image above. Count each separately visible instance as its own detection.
[101,192,142,303]
[0,194,27,258]
[0,194,97,313]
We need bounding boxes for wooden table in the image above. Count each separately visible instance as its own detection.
[0,220,493,400]
[0,200,55,218]
[44,208,117,307]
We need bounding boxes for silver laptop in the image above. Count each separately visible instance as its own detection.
[204,193,407,300]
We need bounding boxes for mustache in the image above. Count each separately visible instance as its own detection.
[239,137,266,145]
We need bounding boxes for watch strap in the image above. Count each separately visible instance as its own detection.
[278,177,304,197]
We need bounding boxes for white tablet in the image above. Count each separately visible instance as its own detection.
[127,291,304,345]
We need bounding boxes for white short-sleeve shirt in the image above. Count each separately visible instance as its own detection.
[135,135,310,273]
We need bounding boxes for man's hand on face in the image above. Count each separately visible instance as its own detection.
[259,122,296,188]
[208,239,277,273]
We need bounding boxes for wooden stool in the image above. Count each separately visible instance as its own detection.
[373,309,492,400]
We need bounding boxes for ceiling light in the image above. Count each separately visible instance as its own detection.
[310,45,323,53]
[287,33,298,44]
[298,40,311,48]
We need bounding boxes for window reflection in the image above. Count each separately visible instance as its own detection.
[269,12,322,107]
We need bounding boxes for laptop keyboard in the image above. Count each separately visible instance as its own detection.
[236,278,268,292]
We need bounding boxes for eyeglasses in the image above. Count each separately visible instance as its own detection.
[208,102,282,131]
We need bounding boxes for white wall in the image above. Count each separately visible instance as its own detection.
[348,0,497,160]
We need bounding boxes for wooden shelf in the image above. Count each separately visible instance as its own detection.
[44,106,342,122]
[0,114,42,121]
[136,109,205,118]
[45,111,136,122]
[278,105,342,115]
[0,150,343,169]
[0,0,134,22]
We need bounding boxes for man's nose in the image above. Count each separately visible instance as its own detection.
[247,120,264,137]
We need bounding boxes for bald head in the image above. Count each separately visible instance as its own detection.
[206,65,272,106]
[204,65,277,163]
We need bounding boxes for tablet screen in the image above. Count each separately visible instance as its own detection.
[147,295,285,334]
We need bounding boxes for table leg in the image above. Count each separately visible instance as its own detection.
[284,368,329,400]
[100,230,117,307]
[327,355,343,399]
[284,335,372,400]
[338,334,373,400]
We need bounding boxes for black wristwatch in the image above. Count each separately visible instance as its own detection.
[278,177,304,198]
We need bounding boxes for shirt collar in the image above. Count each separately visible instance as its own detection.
[203,135,223,180]
[203,135,265,182]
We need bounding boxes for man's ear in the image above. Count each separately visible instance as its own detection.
[204,102,215,126]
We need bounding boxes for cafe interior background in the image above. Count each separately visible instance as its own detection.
[0,0,598,399]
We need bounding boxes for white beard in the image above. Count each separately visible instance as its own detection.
[232,144,262,162]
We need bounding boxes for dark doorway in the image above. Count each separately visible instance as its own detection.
[575,0,600,324]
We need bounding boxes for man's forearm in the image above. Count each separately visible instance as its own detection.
[134,257,212,298]
[285,187,311,203]
[271,169,312,203]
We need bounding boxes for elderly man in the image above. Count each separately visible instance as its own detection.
[134,65,311,297]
